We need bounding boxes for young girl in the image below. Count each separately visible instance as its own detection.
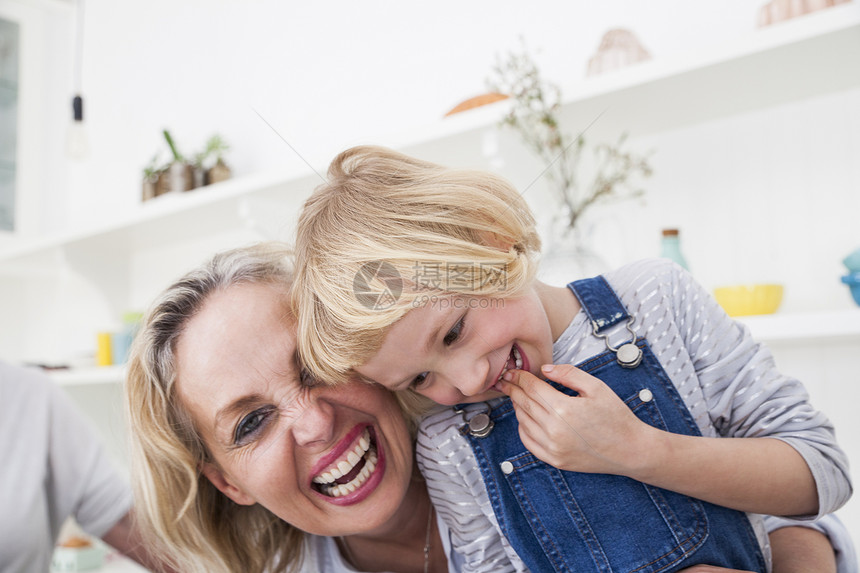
[293,146,852,572]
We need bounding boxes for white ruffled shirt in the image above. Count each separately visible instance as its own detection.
[301,512,463,572]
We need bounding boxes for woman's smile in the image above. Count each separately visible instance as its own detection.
[311,425,387,505]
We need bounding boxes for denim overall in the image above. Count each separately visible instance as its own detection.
[460,276,766,573]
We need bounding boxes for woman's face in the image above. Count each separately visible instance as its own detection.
[174,281,414,537]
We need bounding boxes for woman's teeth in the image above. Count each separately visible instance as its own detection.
[312,429,377,498]
[497,345,523,382]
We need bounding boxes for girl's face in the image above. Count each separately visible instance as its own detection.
[175,282,414,537]
[356,287,555,405]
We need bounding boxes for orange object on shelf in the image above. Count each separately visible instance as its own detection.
[444,93,509,117]
[60,536,93,549]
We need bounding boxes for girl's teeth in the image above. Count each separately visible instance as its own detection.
[497,346,524,382]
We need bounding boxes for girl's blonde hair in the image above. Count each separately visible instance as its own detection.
[294,145,541,385]
[125,242,305,573]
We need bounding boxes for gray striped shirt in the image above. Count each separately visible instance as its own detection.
[416,258,852,572]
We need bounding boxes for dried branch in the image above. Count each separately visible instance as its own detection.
[488,46,652,231]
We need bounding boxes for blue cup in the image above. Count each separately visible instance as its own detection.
[840,273,860,306]
[111,332,132,365]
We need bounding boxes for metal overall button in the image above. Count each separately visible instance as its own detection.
[500,461,514,475]
[468,412,494,437]
[455,403,495,438]
[617,343,643,368]
[638,388,653,403]
[592,316,643,369]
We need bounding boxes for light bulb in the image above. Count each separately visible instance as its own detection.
[65,95,89,160]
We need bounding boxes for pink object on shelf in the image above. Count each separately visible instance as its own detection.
[586,28,651,77]
[757,0,852,27]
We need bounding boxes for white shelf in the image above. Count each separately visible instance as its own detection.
[0,165,321,276]
[391,2,860,147]
[50,365,125,387]
[739,307,860,343]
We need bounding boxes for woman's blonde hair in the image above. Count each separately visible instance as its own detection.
[125,242,305,573]
[294,145,541,385]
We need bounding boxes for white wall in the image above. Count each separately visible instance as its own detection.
[24,0,767,230]
[592,86,860,311]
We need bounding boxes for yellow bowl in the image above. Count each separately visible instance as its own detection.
[713,284,784,317]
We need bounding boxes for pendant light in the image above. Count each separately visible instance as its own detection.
[65,0,89,160]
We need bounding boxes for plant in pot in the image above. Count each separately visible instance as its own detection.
[141,153,165,201]
[160,129,193,194]
[487,46,653,284]
[190,147,209,189]
[204,134,231,184]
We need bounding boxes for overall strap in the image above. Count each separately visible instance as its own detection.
[567,275,629,332]
[568,275,643,368]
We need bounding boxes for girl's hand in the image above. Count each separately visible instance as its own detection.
[498,363,659,475]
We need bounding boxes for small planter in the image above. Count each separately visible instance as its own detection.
[141,177,157,202]
[192,165,207,189]
[207,158,232,184]
[154,170,171,197]
[141,131,231,199]
[167,161,194,193]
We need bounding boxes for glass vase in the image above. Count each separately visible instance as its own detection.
[537,216,609,287]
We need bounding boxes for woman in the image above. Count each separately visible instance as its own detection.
[124,242,843,573]
[125,241,453,573]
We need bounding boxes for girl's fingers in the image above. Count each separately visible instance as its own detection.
[499,370,557,419]
[511,405,543,448]
[540,363,601,395]
[501,364,600,413]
